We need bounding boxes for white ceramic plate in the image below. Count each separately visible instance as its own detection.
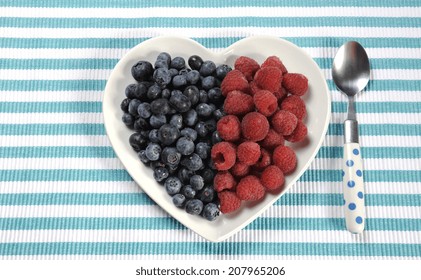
[103,35,330,242]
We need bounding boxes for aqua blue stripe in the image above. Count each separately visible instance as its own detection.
[0,241,419,256]
[332,102,421,114]
[0,102,102,113]
[3,0,420,8]
[0,193,417,207]
[0,146,116,158]
[317,147,421,159]
[2,17,421,28]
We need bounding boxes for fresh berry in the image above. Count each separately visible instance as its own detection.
[208,88,223,105]
[271,110,298,136]
[218,191,241,214]
[137,150,150,164]
[182,185,196,198]
[169,90,191,113]
[172,74,187,88]
[211,142,237,171]
[254,148,271,170]
[149,114,166,128]
[181,153,203,171]
[180,127,197,141]
[220,70,249,96]
[131,60,153,81]
[230,162,250,177]
[254,66,283,93]
[158,124,180,146]
[148,129,160,143]
[200,168,214,184]
[176,136,195,155]
[280,95,307,120]
[260,129,285,150]
[178,167,195,184]
[216,115,241,142]
[122,113,135,127]
[201,76,216,90]
[253,90,278,116]
[183,109,198,127]
[155,52,171,68]
[196,103,215,118]
[237,141,261,166]
[128,99,141,116]
[234,56,260,81]
[172,193,186,207]
[145,142,161,161]
[274,86,288,101]
[170,56,185,70]
[249,80,261,96]
[129,132,147,152]
[261,56,287,74]
[285,120,308,142]
[151,98,171,115]
[153,68,172,88]
[195,142,211,159]
[273,145,297,174]
[188,55,203,71]
[137,102,152,119]
[183,85,200,105]
[186,70,200,85]
[185,199,204,215]
[199,60,216,76]
[214,171,236,192]
[125,83,147,100]
[199,186,216,203]
[194,121,209,137]
[241,112,270,142]
[153,166,169,182]
[169,114,183,129]
[190,174,205,191]
[236,175,265,201]
[282,73,308,96]
[260,165,285,191]
[223,90,254,116]
[215,64,232,80]
[120,98,131,112]
[161,147,181,167]
[202,203,220,221]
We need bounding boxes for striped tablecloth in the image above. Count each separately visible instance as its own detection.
[0,0,420,259]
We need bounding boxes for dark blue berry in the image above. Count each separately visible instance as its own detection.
[172,75,187,88]
[150,98,170,115]
[185,199,203,215]
[199,186,215,203]
[154,52,171,68]
[129,132,147,152]
[147,84,162,100]
[170,56,185,70]
[200,168,214,184]
[196,103,214,118]
[176,136,195,156]
[195,121,208,137]
[148,129,160,143]
[161,88,171,99]
[150,160,165,170]
[153,166,169,183]
[125,83,147,100]
[161,147,181,167]
[131,61,153,81]
[215,64,232,80]
[165,177,182,195]
[183,109,198,127]
[195,142,210,159]
[180,127,197,141]
[169,114,183,129]
[169,68,179,77]
[201,76,216,90]
[212,131,222,144]
[134,117,150,132]
[122,113,135,127]
[188,55,203,71]
[199,90,208,103]
[182,185,196,199]
[169,90,191,113]
[157,52,171,63]
[181,153,203,171]
[137,150,150,165]
[204,119,216,133]
[153,68,172,88]
[212,108,226,120]
[145,142,161,161]
[199,60,216,76]
[186,70,200,84]
[149,114,166,128]
[128,99,141,116]
[183,86,199,105]
[208,87,223,104]
[137,102,151,119]
[178,167,195,184]
[190,175,204,191]
[120,98,131,112]
[202,203,219,221]
[172,193,186,207]
[158,124,180,146]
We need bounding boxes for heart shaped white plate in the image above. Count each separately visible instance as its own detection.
[103,35,330,242]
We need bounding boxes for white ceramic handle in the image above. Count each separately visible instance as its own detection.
[343,142,365,233]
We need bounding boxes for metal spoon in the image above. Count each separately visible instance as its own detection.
[332,41,370,234]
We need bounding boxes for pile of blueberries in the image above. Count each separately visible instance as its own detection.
[120,52,232,221]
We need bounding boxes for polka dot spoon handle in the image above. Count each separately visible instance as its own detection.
[343,142,365,233]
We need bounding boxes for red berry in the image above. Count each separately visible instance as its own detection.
[211,142,237,171]
[217,115,241,141]
[261,56,288,74]
[254,66,283,93]
[260,128,285,150]
[234,56,260,82]
[273,145,297,174]
[218,191,241,214]
[253,89,278,116]
[260,165,285,191]
[282,73,308,96]
[271,110,298,136]
[241,112,269,142]
[236,175,265,201]
[285,120,308,143]
[223,90,254,116]
[220,70,249,97]
[237,141,261,166]
[274,86,288,102]
[249,80,261,96]
[214,171,237,192]
[253,148,271,170]
[280,95,307,120]
[230,162,250,177]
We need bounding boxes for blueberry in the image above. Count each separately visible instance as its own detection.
[131,61,153,81]
[201,76,216,90]
[170,56,185,70]
[208,87,223,104]
[178,68,190,76]
[150,161,165,170]
[154,52,171,68]
[172,193,186,207]
[158,124,180,146]
[137,150,150,165]
[161,147,181,167]
[153,68,172,88]
[195,121,208,137]
[200,168,214,184]
[176,136,195,156]
[125,83,147,100]
[186,70,200,85]
[180,127,197,141]
[185,199,203,215]
[195,142,210,159]
[145,142,161,161]
[199,60,216,76]
[204,119,216,133]
[190,175,204,191]
[172,75,187,88]
[183,86,199,105]
[134,117,151,132]
[167,164,178,175]
[199,186,215,203]
[188,55,203,71]
[178,167,195,184]
[199,90,208,103]
[182,185,196,199]
[161,88,171,99]
[202,203,219,221]
[149,114,166,128]
[183,109,198,127]
[165,177,182,195]
[212,108,226,120]
[128,99,141,116]
[150,98,170,115]
[147,84,162,100]
[153,166,169,183]
[129,132,148,152]
[215,64,232,80]
[196,103,214,118]
[212,131,222,144]
[169,114,183,129]
[148,129,160,143]
[137,102,151,119]
[122,113,135,127]
[169,68,179,77]
[120,98,131,112]
[181,153,203,171]
[169,90,191,113]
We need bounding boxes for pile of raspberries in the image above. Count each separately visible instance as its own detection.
[210,55,309,214]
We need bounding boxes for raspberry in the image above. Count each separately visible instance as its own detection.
[230,162,250,177]
[211,141,237,171]
[253,90,278,116]
[260,165,285,191]
[273,145,297,174]
[282,73,308,96]
[254,66,283,93]
[237,141,261,166]
[241,112,269,141]
[254,148,271,170]
[218,190,241,214]
[274,86,288,101]
[280,95,307,120]
[217,115,241,141]
[285,120,308,143]
[220,70,249,96]
[249,80,261,96]
[271,110,298,136]
[261,56,288,74]
[234,56,260,82]
[214,171,237,192]
[236,175,265,201]
[223,90,254,116]
[260,128,285,150]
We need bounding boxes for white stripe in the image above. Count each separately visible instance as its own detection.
[1,7,420,18]
[310,158,421,171]
[323,69,421,81]
[0,113,104,124]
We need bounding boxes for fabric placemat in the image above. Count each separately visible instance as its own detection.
[0,0,420,259]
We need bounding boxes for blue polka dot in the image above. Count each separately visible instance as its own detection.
[346,160,354,167]
[342,170,345,177]
[353,149,359,155]
[348,203,356,210]
[358,192,364,199]
[356,170,362,177]
[356,216,363,224]
[347,180,355,188]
